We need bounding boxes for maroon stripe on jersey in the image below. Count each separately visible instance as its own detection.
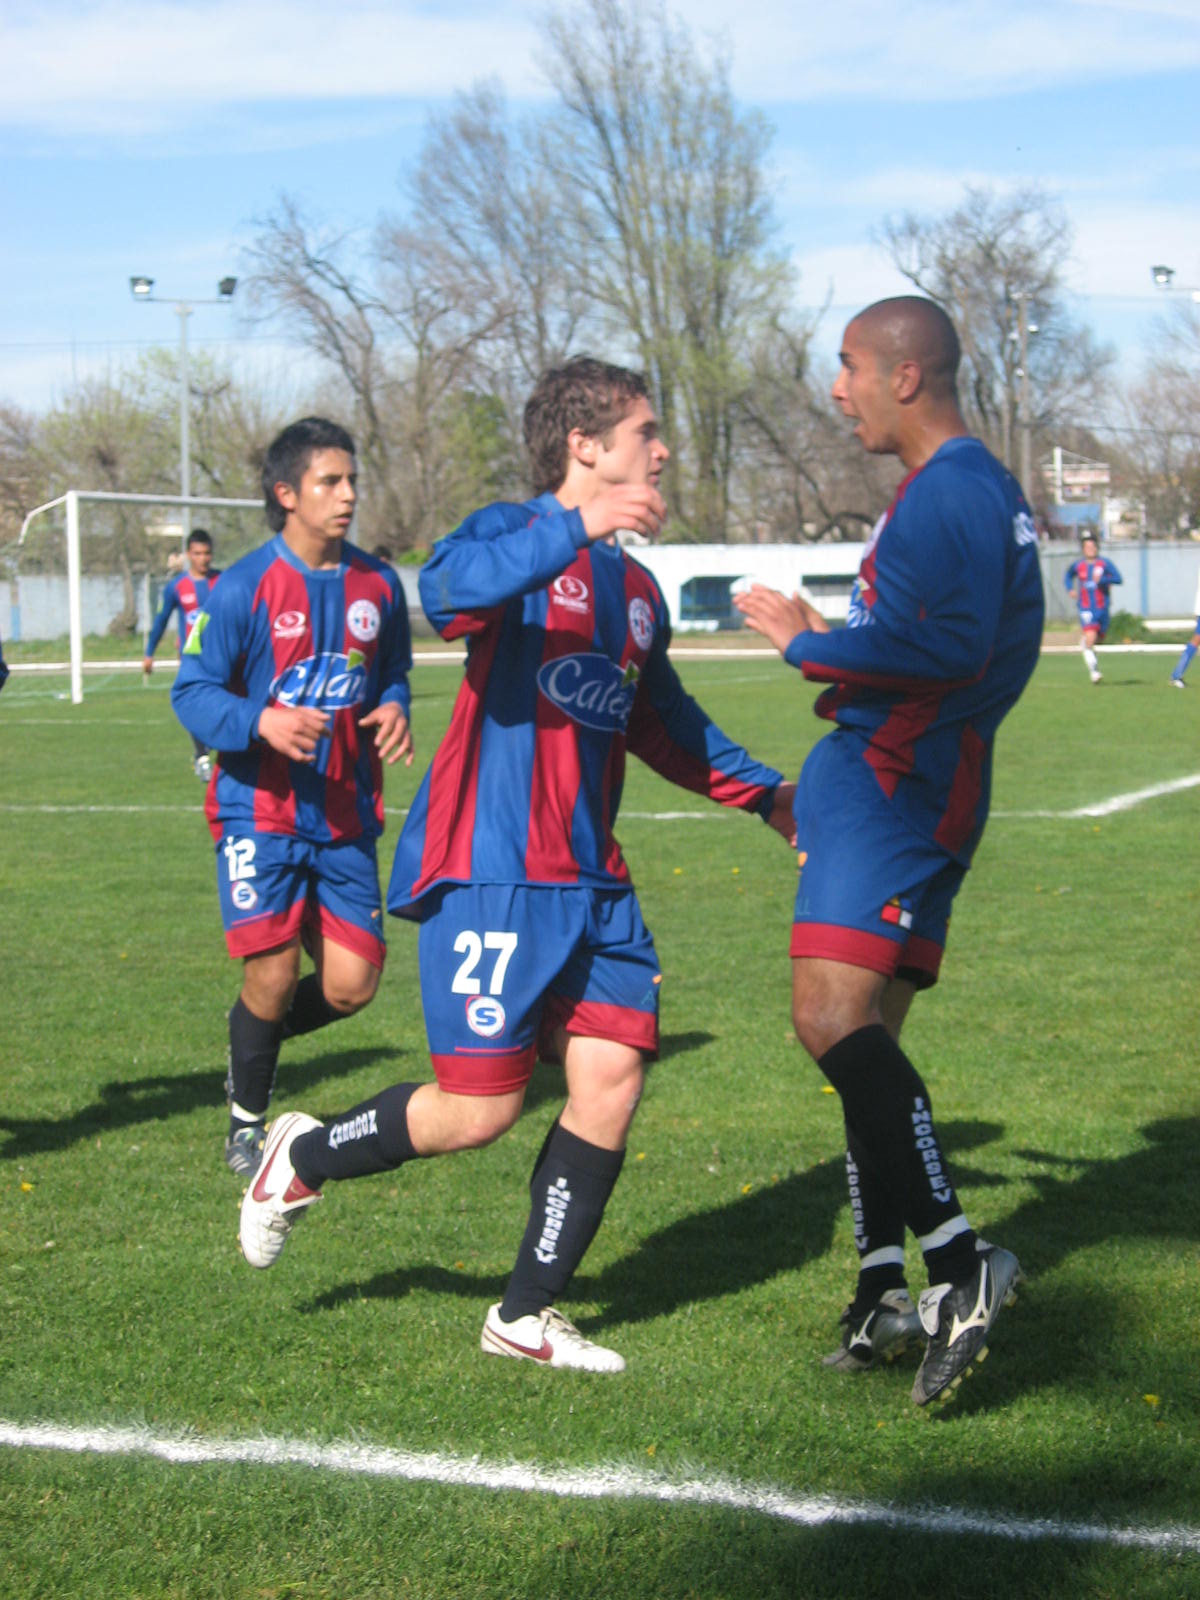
[524,558,593,883]
[414,628,498,895]
[324,559,385,839]
[251,557,312,835]
[863,692,944,798]
[934,722,986,854]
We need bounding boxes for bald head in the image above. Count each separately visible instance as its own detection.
[849,297,961,402]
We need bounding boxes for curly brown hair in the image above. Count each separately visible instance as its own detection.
[522,357,648,495]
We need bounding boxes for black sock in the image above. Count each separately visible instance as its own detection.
[499,1120,625,1323]
[290,1083,421,1190]
[282,974,345,1039]
[227,997,283,1125]
[845,1124,907,1313]
[819,1025,976,1286]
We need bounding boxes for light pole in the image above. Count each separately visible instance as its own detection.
[129,275,237,540]
[1010,292,1038,502]
[1150,264,1200,302]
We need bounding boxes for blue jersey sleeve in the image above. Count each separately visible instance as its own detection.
[627,598,782,816]
[419,498,590,638]
[1103,558,1123,586]
[145,576,181,658]
[785,472,1004,689]
[374,568,414,719]
[171,576,262,751]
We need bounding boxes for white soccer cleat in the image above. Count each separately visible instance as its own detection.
[480,1303,626,1373]
[239,1112,323,1269]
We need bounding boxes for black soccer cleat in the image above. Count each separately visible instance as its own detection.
[911,1243,1022,1405]
[822,1288,922,1373]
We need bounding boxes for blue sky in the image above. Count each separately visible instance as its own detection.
[2,0,1198,415]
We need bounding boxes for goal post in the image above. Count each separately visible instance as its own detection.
[17,489,262,703]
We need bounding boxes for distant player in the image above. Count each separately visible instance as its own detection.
[172,418,413,1177]
[237,358,795,1372]
[1064,532,1122,684]
[144,528,222,777]
[1169,568,1200,687]
[0,628,8,694]
[736,297,1043,1406]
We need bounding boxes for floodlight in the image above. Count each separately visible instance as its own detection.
[218,276,237,299]
[130,276,155,298]
[1151,265,1175,288]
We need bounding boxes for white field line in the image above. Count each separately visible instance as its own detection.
[2,772,1199,823]
[0,1419,1197,1556]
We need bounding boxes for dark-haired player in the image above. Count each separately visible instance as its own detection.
[173,417,413,1176]
[238,360,795,1372]
[144,527,221,777]
[736,297,1043,1405]
[1064,532,1122,684]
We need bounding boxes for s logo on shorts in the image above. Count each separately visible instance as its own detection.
[466,996,506,1038]
[231,881,259,912]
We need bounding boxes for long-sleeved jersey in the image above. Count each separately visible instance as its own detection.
[783,437,1044,863]
[1064,553,1122,617]
[146,569,221,658]
[388,494,782,916]
[172,536,412,845]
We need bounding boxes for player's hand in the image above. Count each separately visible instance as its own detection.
[141,656,154,674]
[257,703,330,761]
[579,484,667,544]
[733,586,827,654]
[766,781,797,848]
[360,703,414,767]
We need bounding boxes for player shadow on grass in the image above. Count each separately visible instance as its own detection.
[0,1045,399,1160]
[298,1115,1007,1323]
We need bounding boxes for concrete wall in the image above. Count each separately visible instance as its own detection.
[4,543,1197,643]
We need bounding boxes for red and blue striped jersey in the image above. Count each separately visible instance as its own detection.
[388,494,782,915]
[146,569,221,657]
[171,536,412,845]
[783,437,1044,862]
[1064,554,1122,615]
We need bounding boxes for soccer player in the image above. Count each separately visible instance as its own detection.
[735,297,1044,1406]
[1169,568,1200,687]
[238,358,795,1372]
[0,628,8,694]
[172,418,414,1177]
[1064,532,1122,684]
[144,527,222,777]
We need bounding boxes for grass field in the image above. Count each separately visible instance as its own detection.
[1,646,1197,1599]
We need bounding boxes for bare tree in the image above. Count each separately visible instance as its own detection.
[1122,302,1200,535]
[878,186,1114,492]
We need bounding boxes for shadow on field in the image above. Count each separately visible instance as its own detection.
[0,1045,399,1160]
[298,1116,1009,1323]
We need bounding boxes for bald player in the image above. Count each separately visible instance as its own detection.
[736,296,1044,1406]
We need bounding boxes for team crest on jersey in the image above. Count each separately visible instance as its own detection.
[466,995,506,1038]
[346,599,380,642]
[273,610,307,639]
[270,649,368,710]
[551,573,590,614]
[628,596,654,650]
[231,882,259,912]
[536,653,637,732]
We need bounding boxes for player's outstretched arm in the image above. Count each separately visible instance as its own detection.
[733,586,827,655]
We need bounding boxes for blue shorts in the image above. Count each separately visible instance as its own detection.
[1078,606,1109,639]
[789,736,967,989]
[214,828,385,967]
[417,883,662,1095]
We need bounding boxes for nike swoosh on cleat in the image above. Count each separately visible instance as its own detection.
[489,1329,554,1362]
[250,1128,288,1204]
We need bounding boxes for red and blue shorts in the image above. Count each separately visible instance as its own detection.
[415,883,661,1096]
[214,827,385,968]
[789,736,968,990]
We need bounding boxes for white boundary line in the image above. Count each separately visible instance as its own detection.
[1,1419,1197,1555]
[3,774,1198,823]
